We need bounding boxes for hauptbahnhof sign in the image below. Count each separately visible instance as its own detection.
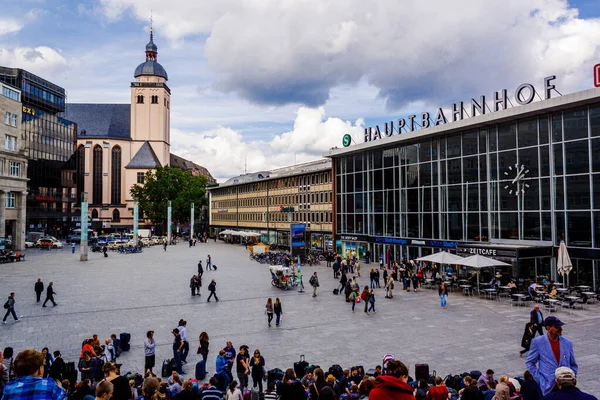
[364,75,558,143]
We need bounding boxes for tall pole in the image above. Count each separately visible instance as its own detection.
[80,192,88,261]
[167,200,172,244]
[133,202,139,244]
[191,202,195,239]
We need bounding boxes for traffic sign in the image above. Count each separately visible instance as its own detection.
[595,64,600,87]
[342,134,352,147]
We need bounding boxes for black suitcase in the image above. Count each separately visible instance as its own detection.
[267,368,284,386]
[294,355,308,379]
[120,333,131,351]
[65,362,77,386]
[333,289,339,295]
[415,364,429,382]
[161,359,173,378]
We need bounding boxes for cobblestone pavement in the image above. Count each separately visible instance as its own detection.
[1,242,599,393]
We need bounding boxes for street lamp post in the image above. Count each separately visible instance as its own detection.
[191,202,195,240]
[80,192,88,261]
[167,200,172,244]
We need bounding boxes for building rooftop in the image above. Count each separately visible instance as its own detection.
[63,103,131,139]
[215,158,331,188]
[170,153,216,183]
[126,141,161,169]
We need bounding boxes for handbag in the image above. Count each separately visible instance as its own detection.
[355,296,361,304]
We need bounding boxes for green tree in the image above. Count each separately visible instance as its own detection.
[130,166,208,229]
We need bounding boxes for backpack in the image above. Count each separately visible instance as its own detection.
[208,282,216,291]
[360,291,368,301]
[3,301,8,309]
[309,276,315,285]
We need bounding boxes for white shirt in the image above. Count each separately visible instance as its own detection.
[178,326,189,342]
[226,388,242,400]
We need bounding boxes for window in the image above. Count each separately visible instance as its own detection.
[5,135,16,151]
[111,146,122,204]
[5,192,15,208]
[137,95,144,104]
[151,95,158,104]
[4,112,9,125]
[2,86,20,102]
[137,172,145,184]
[91,209,99,219]
[9,162,20,177]
[93,145,103,204]
[112,209,120,222]
[11,114,16,127]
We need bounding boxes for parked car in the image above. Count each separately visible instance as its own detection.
[66,235,81,244]
[35,239,54,249]
[108,240,128,250]
[25,241,35,248]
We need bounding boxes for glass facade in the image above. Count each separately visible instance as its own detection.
[0,67,77,237]
[334,102,600,288]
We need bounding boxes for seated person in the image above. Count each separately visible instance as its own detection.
[549,286,558,299]
[506,280,518,294]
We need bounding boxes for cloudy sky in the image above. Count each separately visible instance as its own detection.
[1,0,600,181]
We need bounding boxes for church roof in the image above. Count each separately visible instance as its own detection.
[134,61,168,80]
[63,103,131,140]
[170,153,216,183]
[126,141,161,169]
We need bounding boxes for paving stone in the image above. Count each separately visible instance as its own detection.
[0,242,598,394]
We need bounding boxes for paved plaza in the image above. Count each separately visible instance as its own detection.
[1,241,599,394]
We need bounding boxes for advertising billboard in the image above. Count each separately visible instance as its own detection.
[291,223,306,256]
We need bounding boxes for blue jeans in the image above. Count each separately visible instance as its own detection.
[440,294,447,308]
[368,301,375,312]
[275,312,281,325]
[370,280,375,288]
[173,351,183,373]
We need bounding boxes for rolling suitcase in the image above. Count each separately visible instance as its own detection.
[195,359,207,381]
[161,359,173,378]
[294,355,309,379]
[65,362,77,386]
[415,364,429,382]
[119,333,131,351]
[333,289,339,295]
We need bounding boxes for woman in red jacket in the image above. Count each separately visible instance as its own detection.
[426,376,448,400]
[369,360,415,400]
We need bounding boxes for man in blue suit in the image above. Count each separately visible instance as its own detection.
[526,316,578,397]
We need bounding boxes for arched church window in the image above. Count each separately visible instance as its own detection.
[137,95,144,104]
[151,95,158,104]
[112,209,120,222]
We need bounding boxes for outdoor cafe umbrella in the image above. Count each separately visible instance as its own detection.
[557,240,573,287]
[454,254,512,292]
[416,251,463,264]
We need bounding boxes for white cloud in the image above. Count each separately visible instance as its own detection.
[170,106,363,182]
[97,0,600,110]
[0,46,68,77]
[0,19,23,36]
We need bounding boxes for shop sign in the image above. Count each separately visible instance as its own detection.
[411,240,426,245]
[429,240,458,249]
[374,237,408,245]
[457,246,516,258]
[364,76,558,143]
[35,196,54,201]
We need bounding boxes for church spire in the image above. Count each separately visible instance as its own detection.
[145,12,157,61]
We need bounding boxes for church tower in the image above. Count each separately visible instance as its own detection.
[130,26,170,166]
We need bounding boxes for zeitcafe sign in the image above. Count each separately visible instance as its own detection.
[364,75,558,143]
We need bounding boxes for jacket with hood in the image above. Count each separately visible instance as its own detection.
[369,375,416,400]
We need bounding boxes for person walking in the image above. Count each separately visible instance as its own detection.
[530,305,544,337]
[207,279,219,302]
[171,328,185,375]
[42,282,57,307]
[144,331,156,376]
[163,242,167,251]
[349,289,358,313]
[439,281,448,309]
[103,245,108,257]
[265,298,274,327]
[367,289,376,314]
[197,332,210,363]
[274,298,283,327]
[196,273,202,296]
[385,275,394,299]
[198,260,203,275]
[34,279,44,303]
[520,323,535,358]
[178,320,190,365]
[309,272,319,297]
[71,242,76,254]
[249,350,265,394]
[2,293,21,323]
[207,255,212,271]
[190,276,198,297]
[235,346,249,393]
[338,272,347,294]
[526,316,578,397]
